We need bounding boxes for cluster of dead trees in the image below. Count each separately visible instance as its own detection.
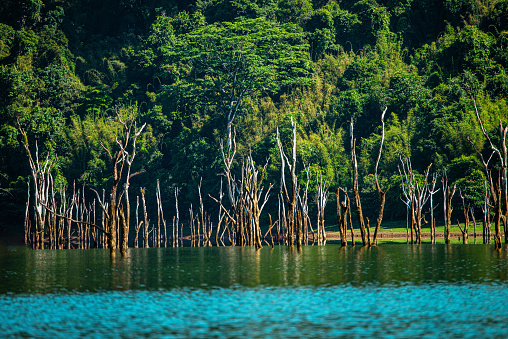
[394,98,507,249]
[20,103,507,252]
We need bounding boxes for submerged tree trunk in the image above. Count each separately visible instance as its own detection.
[336,188,348,247]
[350,120,368,246]
[458,190,469,244]
[442,171,456,245]
[372,108,388,246]
[141,188,149,248]
[471,99,505,249]
[119,203,128,255]
[276,118,298,247]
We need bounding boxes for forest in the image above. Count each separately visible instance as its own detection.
[1,0,508,251]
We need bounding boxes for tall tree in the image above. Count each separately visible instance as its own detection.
[168,17,312,148]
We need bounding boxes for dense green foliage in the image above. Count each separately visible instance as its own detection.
[1,0,507,235]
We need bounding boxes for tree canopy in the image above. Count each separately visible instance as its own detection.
[167,17,312,145]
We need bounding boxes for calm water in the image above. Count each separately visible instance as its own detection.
[1,244,507,338]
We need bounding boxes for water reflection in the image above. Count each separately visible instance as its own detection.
[0,244,507,294]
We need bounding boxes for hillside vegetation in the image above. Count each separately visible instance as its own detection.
[1,0,507,242]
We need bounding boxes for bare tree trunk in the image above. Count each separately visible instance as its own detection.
[276,118,298,247]
[482,181,490,244]
[24,178,31,247]
[141,187,149,248]
[372,108,388,246]
[428,173,439,244]
[119,202,128,255]
[134,195,140,248]
[470,207,477,244]
[175,187,179,247]
[316,172,330,245]
[442,170,456,245]
[458,189,469,244]
[470,98,505,249]
[18,127,54,249]
[337,188,350,247]
[350,120,368,246]
[347,193,355,246]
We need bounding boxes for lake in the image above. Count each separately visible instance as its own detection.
[1,244,507,338]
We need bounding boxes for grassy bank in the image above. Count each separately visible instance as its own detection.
[323,220,503,245]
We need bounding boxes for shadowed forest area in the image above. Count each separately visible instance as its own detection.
[1,0,508,252]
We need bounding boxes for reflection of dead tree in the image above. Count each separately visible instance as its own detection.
[277,118,298,247]
[469,98,505,249]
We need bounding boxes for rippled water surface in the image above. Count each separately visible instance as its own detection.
[1,244,507,338]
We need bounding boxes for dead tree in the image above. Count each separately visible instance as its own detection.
[372,108,388,245]
[315,172,330,245]
[469,98,505,249]
[470,207,477,244]
[174,187,180,247]
[399,159,432,244]
[350,119,369,246]
[414,165,432,244]
[133,195,142,247]
[428,172,440,243]
[481,181,491,244]
[211,143,273,249]
[115,113,146,255]
[298,165,312,245]
[215,179,226,246]
[399,159,415,243]
[19,126,54,249]
[442,170,457,245]
[156,179,167,247]
[213,130,247,246]
[24,178,31,247]
[336,187,350,247]
[243,151,273,249]
[457,189,470,244]
[277,118,299,246]
[140,187,150,248]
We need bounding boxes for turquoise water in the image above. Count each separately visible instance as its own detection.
[1,245,507,338]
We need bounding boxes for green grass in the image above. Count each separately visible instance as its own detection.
[324,219,495,245]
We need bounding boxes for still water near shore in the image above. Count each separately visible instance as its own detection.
[1,244,507,338]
